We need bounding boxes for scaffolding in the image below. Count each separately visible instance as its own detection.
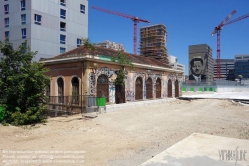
[139,24,169,64]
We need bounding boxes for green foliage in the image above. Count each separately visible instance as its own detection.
[0,40,50,125]
[81,38,96,51]
[111,52,133,86]
[114,70,126,87]
[111,51,134,69]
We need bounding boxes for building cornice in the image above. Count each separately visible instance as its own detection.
[40,54,183,74]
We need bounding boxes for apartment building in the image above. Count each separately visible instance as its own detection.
[234,54,249,79]
[95,40,125,52]
[140,24,169,65]
[189,44,214,84]
[0,0,88,61]
[214,59,235,81]
[167,55,185,73]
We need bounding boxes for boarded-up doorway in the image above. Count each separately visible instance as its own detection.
[146,78,153,99]
[156,78,161,98]
[135,77,143,100]
[175,80,179,97]
[115,84,125,104]
[97,74,109,102]
[168,79,172,97]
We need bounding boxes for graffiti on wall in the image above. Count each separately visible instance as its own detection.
[109,81,115,103]
[144,79,147,98]
[125,73,135,101]
[125,72,145,101]
[95,67,117,104]
[126,90,135,102]
[89,72,95,95]
[147,74,162,98]
[96,67,114,78]
[135,73,145,100]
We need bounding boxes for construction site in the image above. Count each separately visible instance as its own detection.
[1,1,249,166]
[140,24,169,65]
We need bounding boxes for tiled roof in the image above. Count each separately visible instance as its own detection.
[43,46,171,68]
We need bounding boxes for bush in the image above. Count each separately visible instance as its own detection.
[0,40,50,126]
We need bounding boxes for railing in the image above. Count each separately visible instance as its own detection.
[45,95,99,117]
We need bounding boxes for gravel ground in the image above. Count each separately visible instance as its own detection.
[0,99,249,166]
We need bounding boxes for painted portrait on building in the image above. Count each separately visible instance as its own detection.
[189,57,206,82]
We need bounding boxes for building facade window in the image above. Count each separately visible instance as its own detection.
[34,14,42,25]
[60,47,66,54]
[80,4,85,14]
[20,0,25,11]
[60,22,66,31]
[60,34,66,44]
[5,31,9,39]
[4,4,9,14]
[21,14,26,24]
[60,0,65,6]
[77,38,82,47]
[60,9,66,19]
[21,28,26,39]
[4,18,9,27]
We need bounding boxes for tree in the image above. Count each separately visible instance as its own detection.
[111,51,133,86]
[0,40,50,125]
[111,52,133,104]
[81,38,96,51]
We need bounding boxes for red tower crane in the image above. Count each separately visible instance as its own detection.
[224,13,249,26]
[92,6,150,55]
[211,10,236,79]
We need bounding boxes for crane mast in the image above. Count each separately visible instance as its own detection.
[212,10,236,79]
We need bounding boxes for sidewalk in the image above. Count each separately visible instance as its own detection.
[140,133,249,166]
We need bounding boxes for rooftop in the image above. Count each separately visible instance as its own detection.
[40,46,172,68]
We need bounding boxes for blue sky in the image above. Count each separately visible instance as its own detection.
[88,0,249,75]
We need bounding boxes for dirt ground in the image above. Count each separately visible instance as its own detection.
[1,99,249,166]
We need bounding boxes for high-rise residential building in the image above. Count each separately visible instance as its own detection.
[214,59,235,81]
[0,0,88,61]
[234,54,249,79]
[188,44,213,84]
[95,40,125,52]
[140,24,169,64]
[167,55,185,73]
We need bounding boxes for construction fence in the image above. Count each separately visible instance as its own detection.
[182,80,249,92]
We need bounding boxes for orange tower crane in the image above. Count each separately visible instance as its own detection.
[92,6,150,55]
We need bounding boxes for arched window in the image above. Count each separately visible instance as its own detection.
[146,78,153,99]
[57,77,64,103]
[71,77,79,104]
[156,78,161,98]
[135,77,143,100]
[97,74,109,102]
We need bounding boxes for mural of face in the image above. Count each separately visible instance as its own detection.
[192,61,203,75]
[190,58,204,76]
